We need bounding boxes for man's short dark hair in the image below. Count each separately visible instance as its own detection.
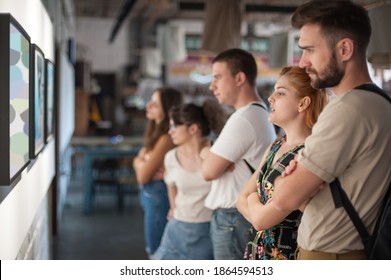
[291,0,371,58]
[212,48,258,87]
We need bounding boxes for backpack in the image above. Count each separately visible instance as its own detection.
[330,83,391,260]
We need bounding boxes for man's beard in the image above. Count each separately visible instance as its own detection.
[308,52,344,90]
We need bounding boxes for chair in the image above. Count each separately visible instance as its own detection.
[91,158,122,211]
[90,157,139,212]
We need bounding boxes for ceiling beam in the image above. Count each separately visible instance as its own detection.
[108,0,137,43]
[245,4,297,13]
[178,1,298,13]
[178,2,205,11]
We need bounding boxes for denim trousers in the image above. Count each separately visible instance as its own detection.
[210,208,252,259]
[153,218,213,260]
[139,180,169,255]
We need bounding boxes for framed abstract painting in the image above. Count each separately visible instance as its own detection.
[0,14,30,185]
[29,44,45,158]
[44,59,55,142]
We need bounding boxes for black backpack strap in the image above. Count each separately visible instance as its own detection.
[330,179,371,239]
[251,102,267,111]
[330,179,373,254]
[243,102,268,173]
[355,83,391,104]
[244,159,255,173]
[377,183,391,228]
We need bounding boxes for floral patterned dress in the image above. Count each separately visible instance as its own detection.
[244,137,303,260]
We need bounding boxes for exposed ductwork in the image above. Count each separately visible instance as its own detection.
[107,0,303,45]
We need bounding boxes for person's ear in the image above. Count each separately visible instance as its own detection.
[337,38,354,61]
[235,72,246,87]
[188,123,198,134]
[298,96,311,112]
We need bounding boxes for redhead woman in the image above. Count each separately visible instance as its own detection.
[237,66,328,260]
[133,87,182,257]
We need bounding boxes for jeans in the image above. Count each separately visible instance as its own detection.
[210,208,252,259]
[153,218,213,260]
[139,180,169,255]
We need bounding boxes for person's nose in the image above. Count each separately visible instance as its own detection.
[268,92,275,104]
[298,52,309,69]
[209,80,216,91]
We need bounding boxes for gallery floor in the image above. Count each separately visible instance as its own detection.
[52,175,148,260]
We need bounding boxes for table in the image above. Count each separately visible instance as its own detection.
[72,136,144,146]
[72,137,142,214]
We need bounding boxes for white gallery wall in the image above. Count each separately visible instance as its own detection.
[0,0,55,259]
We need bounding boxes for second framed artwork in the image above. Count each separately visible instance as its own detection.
[29,44,46,158]
[45,59,55,142]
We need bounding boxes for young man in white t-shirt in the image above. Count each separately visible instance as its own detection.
[201,48,276,259]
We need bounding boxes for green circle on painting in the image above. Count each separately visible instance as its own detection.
[10,133,29,154]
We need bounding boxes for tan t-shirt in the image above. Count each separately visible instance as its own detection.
[298,88,391,253]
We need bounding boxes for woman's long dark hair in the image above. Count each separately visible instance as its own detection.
[144,87,183,151]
